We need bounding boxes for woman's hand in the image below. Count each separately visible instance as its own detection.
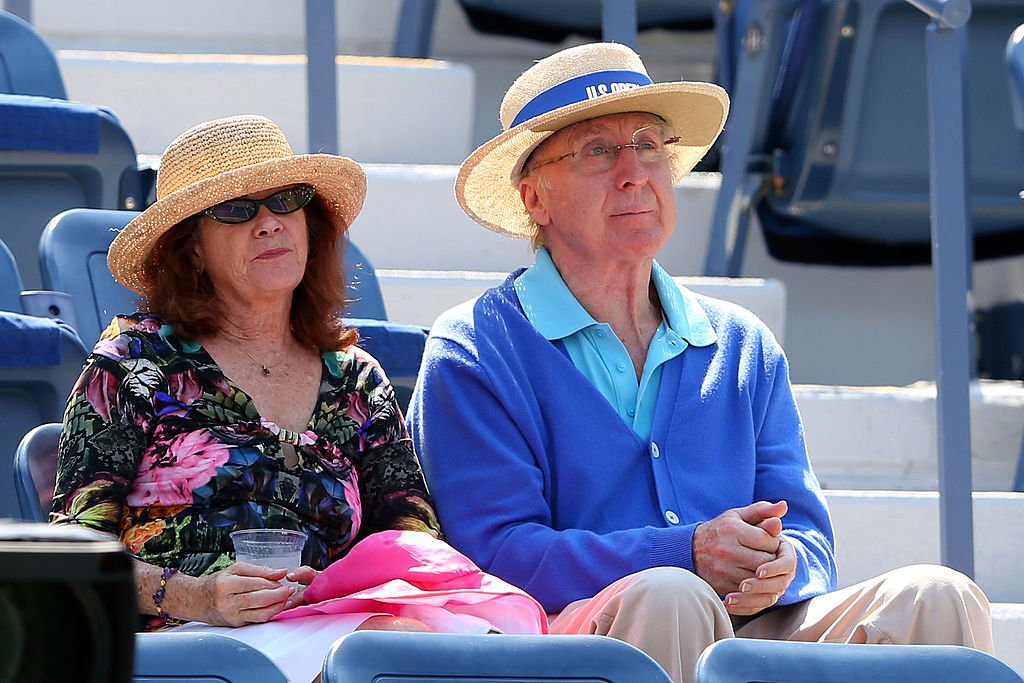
[283,565,320,608]
[192,562,297,627]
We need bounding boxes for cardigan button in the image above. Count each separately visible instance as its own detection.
[665,510,680,524]
[650,442,661,459]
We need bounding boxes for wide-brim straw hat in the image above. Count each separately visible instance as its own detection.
[456,42,730,239]
[108,114,366,295]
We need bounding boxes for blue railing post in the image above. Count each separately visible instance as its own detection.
[305,0,339,154]
[602,0,638,49]
[911,0,975,578]
[1009,27,1024,493]
[393,0,437,58]
[3,0,31,23]
[704,0,798,276]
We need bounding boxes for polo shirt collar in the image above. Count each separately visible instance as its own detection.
[651,260,717,348]
[515,247,717,347]
[515,248,595,340]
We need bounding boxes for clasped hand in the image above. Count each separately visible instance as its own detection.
[692,500,798,616]
[194,562,319,627]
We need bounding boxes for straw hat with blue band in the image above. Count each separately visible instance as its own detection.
[455,42,730,239]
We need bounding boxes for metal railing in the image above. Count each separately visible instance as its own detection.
[910,0,975,577]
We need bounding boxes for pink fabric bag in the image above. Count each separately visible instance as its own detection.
[273,530,548,634]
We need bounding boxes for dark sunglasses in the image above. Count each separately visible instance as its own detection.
[203,184,316,224]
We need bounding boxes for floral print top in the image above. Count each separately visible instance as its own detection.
[51,314,440,581]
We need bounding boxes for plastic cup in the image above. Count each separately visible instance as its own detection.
[230,529,307,578]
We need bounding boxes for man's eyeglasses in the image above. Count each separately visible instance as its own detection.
[526,124,681,176]
[203,184,316,224]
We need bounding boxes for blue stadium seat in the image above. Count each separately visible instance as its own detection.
[13,421,61,522]
[693,638,1023,683]
[344,318,427,413]
[396,0,716,60]
[0,236,23,312]
[0,312,87,519]
[0,9,66,98]
[707,0,1024,272]
[134,632,288,683]
[2,239,83,518]
[344,238,387,320]
[0,94,149,290]
[321,631,673,683]
[455,0,714,41]
[39,208,142,349]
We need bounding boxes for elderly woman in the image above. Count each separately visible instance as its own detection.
[49,115,443,633]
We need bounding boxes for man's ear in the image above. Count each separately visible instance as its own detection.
[520,177,550,227]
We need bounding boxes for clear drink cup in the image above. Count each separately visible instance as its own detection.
[230,528,307,582]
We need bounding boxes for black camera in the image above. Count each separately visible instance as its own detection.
[0,522,135,683]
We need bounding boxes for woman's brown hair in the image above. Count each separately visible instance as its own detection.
[143,196,357,351]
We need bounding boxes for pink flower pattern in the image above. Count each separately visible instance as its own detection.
[83,367,119,422]
[127,430,231,506]
[167,368,203,407]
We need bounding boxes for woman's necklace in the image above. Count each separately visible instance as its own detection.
[220,330,277,377]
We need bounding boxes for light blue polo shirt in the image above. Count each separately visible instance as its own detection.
[514,247,716,440]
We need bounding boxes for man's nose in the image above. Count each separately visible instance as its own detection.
[613,145,650,185]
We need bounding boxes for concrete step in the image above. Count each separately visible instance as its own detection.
[826,490,1024,673]
[825,491,1023,602]
[58,51,474,162]
[801,382,1024,492]
[992,603,1024,675]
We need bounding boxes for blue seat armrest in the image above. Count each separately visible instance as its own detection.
[20,289,79,331]
[0,309,84,366]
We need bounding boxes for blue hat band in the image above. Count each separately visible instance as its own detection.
[510,69,655,128]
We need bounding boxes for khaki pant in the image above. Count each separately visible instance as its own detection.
[549,565,993,683]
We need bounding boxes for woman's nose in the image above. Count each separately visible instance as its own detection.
[252,206,284,235]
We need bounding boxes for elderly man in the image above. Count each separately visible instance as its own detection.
[408,42,993,682]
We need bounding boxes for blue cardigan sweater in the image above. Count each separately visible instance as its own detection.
[408,273,837,613]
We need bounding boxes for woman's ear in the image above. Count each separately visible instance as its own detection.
[190,236,204,273]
